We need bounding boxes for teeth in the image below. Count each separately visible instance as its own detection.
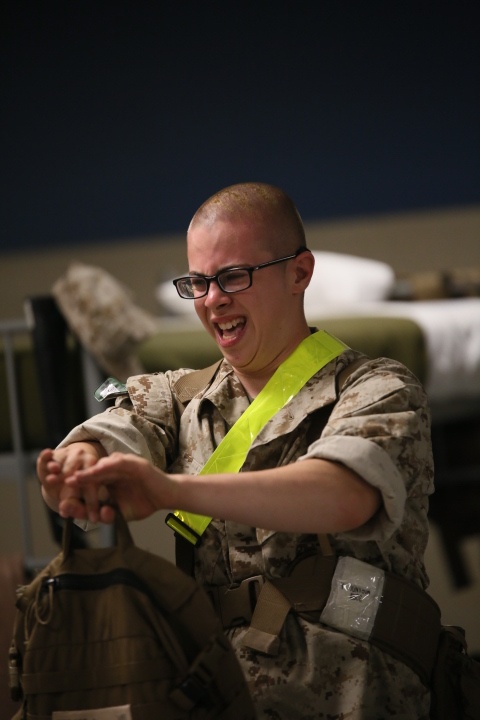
[218,318,243,330]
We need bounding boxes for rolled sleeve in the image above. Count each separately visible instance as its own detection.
[57,407,167,468]
[300,434,407,541]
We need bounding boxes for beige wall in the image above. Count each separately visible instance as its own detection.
[1,204,479,321]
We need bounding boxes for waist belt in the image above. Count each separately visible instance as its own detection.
[207,554,441,686]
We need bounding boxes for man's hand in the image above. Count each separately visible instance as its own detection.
[37,442,106,519]
[64,452,172,524]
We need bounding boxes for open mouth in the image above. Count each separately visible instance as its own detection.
[216,317,246,343]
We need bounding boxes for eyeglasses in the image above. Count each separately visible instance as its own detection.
[173,246,309,299]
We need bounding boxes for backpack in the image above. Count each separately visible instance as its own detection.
[430,625,480,720]
[8,513,256,720]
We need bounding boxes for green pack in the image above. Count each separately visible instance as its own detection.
[8,514,256,720]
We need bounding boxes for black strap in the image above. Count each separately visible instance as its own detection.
[175,534,196,576]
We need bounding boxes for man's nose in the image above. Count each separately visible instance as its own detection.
[204,278,230,307]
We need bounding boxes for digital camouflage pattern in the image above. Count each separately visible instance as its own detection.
[60,348,434,718]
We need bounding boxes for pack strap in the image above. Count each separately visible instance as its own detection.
[172,360,223,405]
[239,534,333,654]
[207,555,441,685]
[21,658,175,694]
[241,580,292,655]
[170,632,232,711]
[166,330,348,545]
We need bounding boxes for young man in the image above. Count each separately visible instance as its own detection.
[38,183,435,718]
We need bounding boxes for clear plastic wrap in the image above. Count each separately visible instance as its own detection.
[320,556,385,641]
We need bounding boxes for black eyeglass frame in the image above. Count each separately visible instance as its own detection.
[173,246,310,299]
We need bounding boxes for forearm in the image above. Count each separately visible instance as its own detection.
[168,458,381,534]
[64,454,381,531]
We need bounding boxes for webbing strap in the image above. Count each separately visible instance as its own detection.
[166,330,347,545]
[173,361,222,405]
[318,533,333,556]
[22,658,174,694]
[242,580,292,655]
[170,633,231,711]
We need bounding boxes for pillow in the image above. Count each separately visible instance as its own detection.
[304,251,395,315]
[156,279,198,316]
[53,262,160,380]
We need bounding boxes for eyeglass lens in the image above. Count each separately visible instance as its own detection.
[177,269,251,298]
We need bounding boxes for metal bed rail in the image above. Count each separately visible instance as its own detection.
[1,316,112,572]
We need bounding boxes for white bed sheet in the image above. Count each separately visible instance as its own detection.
[155,284,480,405]
[305,297,480,404]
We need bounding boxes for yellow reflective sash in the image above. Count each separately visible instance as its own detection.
[165,330,347,545]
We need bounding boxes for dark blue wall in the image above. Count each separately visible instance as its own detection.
[2,1,479,252]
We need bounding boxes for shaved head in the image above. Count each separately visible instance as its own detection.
[189,182,306,255]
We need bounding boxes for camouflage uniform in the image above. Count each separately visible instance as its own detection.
[61,347,434,719]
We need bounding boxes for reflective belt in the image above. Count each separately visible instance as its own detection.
[165,330,347,545]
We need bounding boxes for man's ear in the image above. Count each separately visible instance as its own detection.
[291,250,315,294]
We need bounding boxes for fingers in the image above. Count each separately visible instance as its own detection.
[63,457,119,522]
[64,453,159,523]
[37,448,55,483]
[99,503,116,524]
[81,483,101,523]
[58,445,99,479]
[38,444,104,519]
[83,483,114,524]
[38,446,96,487]
[58,483,113,523]
[37,449,68,512]
[58,495,88,520]
[38,444,127,523]
[67,452,141,487]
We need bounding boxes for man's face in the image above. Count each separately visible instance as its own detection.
[186,218,310,380]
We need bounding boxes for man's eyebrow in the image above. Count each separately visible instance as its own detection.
[188,263,250,276]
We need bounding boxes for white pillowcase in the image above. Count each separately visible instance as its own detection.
[156,279,198,315]
[304,252,395,316]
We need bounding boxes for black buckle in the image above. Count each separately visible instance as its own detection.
[177,671,210,706]
[208,575,264,628]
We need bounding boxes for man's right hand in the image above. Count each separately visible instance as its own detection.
[37,442,106,515]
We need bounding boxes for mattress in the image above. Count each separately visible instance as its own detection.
[305,297,480,406]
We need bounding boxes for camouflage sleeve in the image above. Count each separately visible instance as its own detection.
[57,369,192,469]
[299,358,433,542]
